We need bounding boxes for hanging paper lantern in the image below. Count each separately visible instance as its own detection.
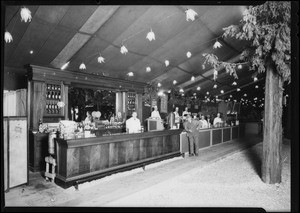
[127,72,134,77]
[179,88,184,93]
[20,7,32,23]
[146,29,155,41]
[213,40,222,49]
[97,55,105,63]
[191,76,195,81]
[185,9,198,21]
[146,67,151,72]
[197,86,201,91]
[165,60,169,67]
[213,69,218,81]
[79,63,86,70]
[173,80,177,85]
[213,84,217,89]
[186,51,192,58]
[120,45,128,54]
[157,83,161,87]
[4,31,13,43]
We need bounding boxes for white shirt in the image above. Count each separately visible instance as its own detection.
[126,117,141,133]
[174,111,180,123]
[213,117,222,125]
[200,119,208,128]
[151,110,161,119]
[182,110,190,117]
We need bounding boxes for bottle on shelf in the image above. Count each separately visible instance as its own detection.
[55,92,58,99]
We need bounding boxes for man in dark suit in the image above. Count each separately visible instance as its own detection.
[183,114,200,156]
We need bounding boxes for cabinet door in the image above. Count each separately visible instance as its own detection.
[4,118,8,191]
[8,117,28,188]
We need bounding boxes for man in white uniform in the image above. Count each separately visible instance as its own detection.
[213,112,223,126]
[199,115,209,128]
[151,106,161,119]
[126,112,141,133]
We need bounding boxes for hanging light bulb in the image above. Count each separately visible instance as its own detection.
[168,90,171,93]
[238,64,242,69]
[185,9,198,21]
[165,60,169,67]
[232,81,237,86]
[186,51,192,58]
[146,29,155,41]
[120,45,128,54]
[146,67,151,72]
[202,64,205,70]
[229,95,232,98]
[79,63,86,70]
[213,84,217,89]
[237,88,241,92]
[191,76,195,81]
[206,91,209,95]
[255,85,259,88]
[213,40,222,49]
[4,31,13,43]
[20,7,32,23]
[197,86,201,91]
[61,61,70,70]
[244,93,247,97]
[127,72,134,77]
[157,83,161,87]
[179,88,184,93]
[97,55,105,63]
[213,69,218,81]
[173,80,177,85]
[220,90,224,94]
[253,77,258,81]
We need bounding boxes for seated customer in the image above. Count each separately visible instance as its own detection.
[126,111,141,133]
[151,106,161,119]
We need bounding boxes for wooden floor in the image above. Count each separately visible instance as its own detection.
[4,135,263,207]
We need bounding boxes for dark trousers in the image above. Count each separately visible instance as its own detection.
[187,133,199,155]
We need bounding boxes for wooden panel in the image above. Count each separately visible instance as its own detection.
[198,130,211,148]
[109,143,118,167]
[180,132,189,153]
[232,126,239,139]
[8,118,28,188]
[78,146,92,175]
[16,89,27,116]
[67,148,79,177]
[29,133,48,172]
[90,145,101,172]
[212,129,222,145]
[117,141,126,165]
[132,139,140,161]
[139,139,147,160]
[4,118,8,191]
[57,144,67,178]
[223,128,231,142]
[32,82,46,130]
[99,143,109,169]
[125,140,134,163]
[145,138,152,158]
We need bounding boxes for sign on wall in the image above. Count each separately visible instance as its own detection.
[160,95,168,113]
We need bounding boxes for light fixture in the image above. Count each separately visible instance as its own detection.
[5,31,13,43]
[213,69,218,81]
[193,93,196,96]
[120,45,128,54]
[230,95,232,98]
[202,64,205,70]
[206,91,209,95]
[185,9,198,21]
[146,29,155,41]
[173,80,177,85]
[61,61,70,70]
[232,81,237,86]
[20,7,32,23]
[29,50,34,54]
[165,60,169,67]
[238,64,242,69]
[244,93,247,97]
[197,86,201,91]
[127,72,134,77]
[168,90,171,93]
[220,90,224,94]
[216,96,218,99]
[191,76,195,81]
[254,77,258,82]
[213,84,217,89]
[157,83,161,87]
[182,94,185,96]
[254,97,257,100]
[213,40,222,49]
[255,85,259,88]
[146,67,151,72]
[79,63,86,70]
[237,88,241,91]
[97,55,105,63]
[179,88,184,93]
[186,51,192,58]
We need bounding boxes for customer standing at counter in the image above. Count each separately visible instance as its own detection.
[151,106,161,119]
[199,115,209,129]
[84,111,93,124]
[126,112,141,133]
[115,111,125,123]
[213,112,223,126]
[174,107,181,125]
[183,114,200,156]
[182,106,191,121]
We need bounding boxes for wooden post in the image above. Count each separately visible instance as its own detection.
[262,63,283,184]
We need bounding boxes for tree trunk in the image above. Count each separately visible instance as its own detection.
[262,63,283,184]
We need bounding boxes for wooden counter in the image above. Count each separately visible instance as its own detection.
[180,125,241,155]
[55,129,182,188]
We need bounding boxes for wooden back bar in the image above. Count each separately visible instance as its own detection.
[55,129,182,188]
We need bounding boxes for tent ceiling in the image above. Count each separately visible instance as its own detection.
[4,4,263,97]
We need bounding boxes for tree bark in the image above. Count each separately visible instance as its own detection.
[262,63,283,184]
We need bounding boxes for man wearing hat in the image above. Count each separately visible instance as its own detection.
[183,114,200,156]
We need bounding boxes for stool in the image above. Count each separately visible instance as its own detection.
[45,156,56,182]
